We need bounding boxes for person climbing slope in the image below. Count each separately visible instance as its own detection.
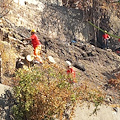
[102,30,110,49]
[66,61,76,84]
[25,29,42,63]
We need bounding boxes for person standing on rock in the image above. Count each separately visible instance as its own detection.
[25,29,42,63]
[66,61,76,84]
[102,31,110,49]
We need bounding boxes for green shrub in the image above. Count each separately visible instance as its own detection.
[12,64,77,120]
[12,63,105,120]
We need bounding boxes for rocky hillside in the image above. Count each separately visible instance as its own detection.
[0,0,120,105]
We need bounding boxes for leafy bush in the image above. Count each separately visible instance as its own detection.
[12,63,105,120]
[12,63,77,120]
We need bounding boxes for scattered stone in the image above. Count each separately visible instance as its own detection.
[113,107,118,112]
[48,56,56,64]
[15,58,24,69]
[73,62,85,71]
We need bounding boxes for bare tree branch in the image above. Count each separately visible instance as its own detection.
[0,0,13,18]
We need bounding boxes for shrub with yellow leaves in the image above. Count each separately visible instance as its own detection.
[12,62,105,120]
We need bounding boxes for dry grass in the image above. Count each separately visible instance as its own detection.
[0,41,17,81]
[108,73,120,90]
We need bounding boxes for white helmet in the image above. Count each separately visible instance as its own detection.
[66,60,71,67]
[26,55,34,62]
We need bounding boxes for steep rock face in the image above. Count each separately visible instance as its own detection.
[41,6,92,42]
[5,2,94,42]
[1,16,120,88]
[0,1,120,80]
[1,0,120,48]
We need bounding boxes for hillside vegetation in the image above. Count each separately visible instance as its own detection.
[0,0,120,119]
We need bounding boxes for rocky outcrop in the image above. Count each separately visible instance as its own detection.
[0,1,120,81]
[41,5,92,41]
[5,2,93,42]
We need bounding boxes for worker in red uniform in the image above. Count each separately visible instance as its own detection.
[25,29,42,63]
[66,61,76,84]
[118,38,120,42]
[102,30,110,49]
